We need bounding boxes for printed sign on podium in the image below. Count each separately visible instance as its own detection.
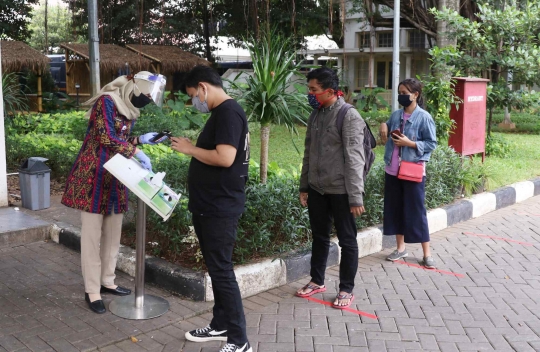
[104,154,180,221]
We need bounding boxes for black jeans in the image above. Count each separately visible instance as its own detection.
[192,214,247,345]
[308,188,359,293]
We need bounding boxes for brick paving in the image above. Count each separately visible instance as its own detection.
[0,240,212,352]
[3,197,540,351]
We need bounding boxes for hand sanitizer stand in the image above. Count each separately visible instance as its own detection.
[104,154,181,320]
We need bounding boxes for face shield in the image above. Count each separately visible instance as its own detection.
[133,73,167,108]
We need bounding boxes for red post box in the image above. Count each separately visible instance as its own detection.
[448,77,490,161]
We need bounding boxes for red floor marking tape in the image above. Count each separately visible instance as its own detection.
[303,296,378,320]
[394,260,465,278]
[463,231,534,246]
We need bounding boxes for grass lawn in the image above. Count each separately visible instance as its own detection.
[485,133,540,189]
[248,123,540,191]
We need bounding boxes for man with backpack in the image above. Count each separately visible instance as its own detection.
[297,66,375,309]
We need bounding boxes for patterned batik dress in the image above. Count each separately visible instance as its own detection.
[61,95,137,214]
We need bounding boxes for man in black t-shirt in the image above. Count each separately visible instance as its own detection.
[171,65,251,352]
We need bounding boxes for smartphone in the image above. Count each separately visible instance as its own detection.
[149,130,172,143]
[390,129,402,138]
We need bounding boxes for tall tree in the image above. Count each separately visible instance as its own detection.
[431,0,540,135]
[65,0,206,53]
[29,0,74,53]
[0,0,40,41]
[214,0,345,49]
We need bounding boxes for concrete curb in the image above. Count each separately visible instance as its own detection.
[51,177,540,301]
[51,224,380,302]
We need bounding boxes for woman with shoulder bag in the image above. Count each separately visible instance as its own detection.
[379,78,437,268]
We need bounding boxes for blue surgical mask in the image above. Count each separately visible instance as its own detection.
[192,86,210,113]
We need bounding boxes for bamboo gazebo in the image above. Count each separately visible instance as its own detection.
[60,43,152,99]
[1,41,50,112]
[125,45,210,92]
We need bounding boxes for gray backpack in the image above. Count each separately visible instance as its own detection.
[336,103,376,180]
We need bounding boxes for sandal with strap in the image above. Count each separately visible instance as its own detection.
[332,292,355,309]
[295,283,326,298]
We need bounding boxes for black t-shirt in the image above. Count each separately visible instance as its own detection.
[188,99,250,217]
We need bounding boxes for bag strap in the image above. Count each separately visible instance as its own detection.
[336,103,354,137]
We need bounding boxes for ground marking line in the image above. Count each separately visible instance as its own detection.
[517,212,540,217]
[393,260,465,278]
[462,231,533,246]
[302,296,378,319]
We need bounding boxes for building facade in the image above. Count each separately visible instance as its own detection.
[305,4,433,103]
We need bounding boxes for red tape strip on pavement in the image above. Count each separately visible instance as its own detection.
[303,296,378,320]
[394,260,465,278]
[463,231,533,246]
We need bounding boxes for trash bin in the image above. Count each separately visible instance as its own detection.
[19,157,51,210]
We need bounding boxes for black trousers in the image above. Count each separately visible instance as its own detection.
[307,188,359,293]
[192,214,247,345]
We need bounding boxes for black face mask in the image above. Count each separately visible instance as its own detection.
[398,94,414,107]
[131,93,152,108]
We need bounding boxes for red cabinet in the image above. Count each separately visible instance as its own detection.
[448,77,490,161]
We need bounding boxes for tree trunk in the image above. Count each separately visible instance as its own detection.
[44,0,48,54]
[252,0,259,39]
[266,0,270,35]
[487,107,493,137]
[202,0,212,62]
[435,0,459,78]
[260,124,270,184]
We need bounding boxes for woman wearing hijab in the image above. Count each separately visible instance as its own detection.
[61,71,167,314]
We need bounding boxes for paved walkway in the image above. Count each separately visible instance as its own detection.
[3,197,540,351]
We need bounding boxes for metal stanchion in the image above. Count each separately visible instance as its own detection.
[109,198,169,319]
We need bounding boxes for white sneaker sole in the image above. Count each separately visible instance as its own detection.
[386,253,408,261]
[184,332,227,342]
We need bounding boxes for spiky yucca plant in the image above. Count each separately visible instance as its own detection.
[233,31,311,184]
[2,72,29,116]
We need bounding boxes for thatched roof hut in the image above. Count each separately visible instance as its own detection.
[60,43,152,98]
[1,41,50,73]
[1,41,50,112]
[125,45,209,74]
[126,45,210,91]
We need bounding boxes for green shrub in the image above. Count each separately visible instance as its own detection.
[490,111,540,134]
[7,109,470,267]
[6,111,87,140]
[6,133,81,178]
[361,109,390,128]
[425,146,463,208]
[486,134,513,158]
[133,92,208,138]
[236,175,311,263]
[356,162,386,229]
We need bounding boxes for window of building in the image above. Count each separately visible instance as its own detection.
[356,60,370,88]
[357,32,371,48]
[377,32,393,48]
[409,30,426,48]
[376,60,392,89]
[407,59,425,78]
